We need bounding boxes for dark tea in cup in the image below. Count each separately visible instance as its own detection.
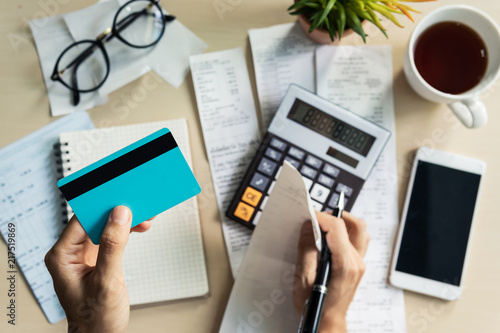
[413,21,488,95]
[404,5,500,128]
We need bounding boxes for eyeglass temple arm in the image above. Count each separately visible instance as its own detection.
[70,61,82,106]
[164,14,175,22]
[112,10,175,37]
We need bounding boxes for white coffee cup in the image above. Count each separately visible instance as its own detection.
[404,5,500,128]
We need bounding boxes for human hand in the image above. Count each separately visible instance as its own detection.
[293,211,370,333]
[45,206,153,333]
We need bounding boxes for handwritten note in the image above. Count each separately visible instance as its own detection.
[249,22,316,129]
[0,111,95,323]
[190,48,261,277]
[316,45,406,332]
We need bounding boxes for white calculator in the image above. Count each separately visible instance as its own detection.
[227,85,391,228]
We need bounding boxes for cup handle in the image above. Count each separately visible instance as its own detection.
[448,98,488,128]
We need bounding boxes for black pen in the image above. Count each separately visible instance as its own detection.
[299,190,345,333]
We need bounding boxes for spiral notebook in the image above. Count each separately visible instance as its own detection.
[55,119,209,305]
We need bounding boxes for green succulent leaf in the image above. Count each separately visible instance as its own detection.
[287,0,310,11]
[334,2,346,39]
[308,11,323,33]
[304,2,322,9]
[289,0,430,42]
[345,7,366,43]
[365,6,388,37]
[324,16,337,41]
[367,2,404,27]
[354,6,372,21]
[310,0,336,31]
[356,0,366,11]
[290,7,311,16]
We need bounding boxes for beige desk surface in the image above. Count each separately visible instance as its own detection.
[0,0,499,332]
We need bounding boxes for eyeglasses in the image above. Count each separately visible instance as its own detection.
[51,0,175,106]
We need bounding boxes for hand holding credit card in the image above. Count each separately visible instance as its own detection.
[57,128,201,244]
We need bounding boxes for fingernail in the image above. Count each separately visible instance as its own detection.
[111,206,130,225]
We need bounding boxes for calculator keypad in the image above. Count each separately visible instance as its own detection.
[284,156,300,169]
[249,173,270,192]
[323,164,340,178]
[226,132,364,229]
[270,138,287,151]
[234,202,255,222]
[310,183,330,203]
[265,147,282,161]
[305,155,323,169]
[301,165,318,179]
[288,147,305,160]
[317,174,335,188]
[336,183,354,197]
[242,187,262,206]
[257,157,277,176]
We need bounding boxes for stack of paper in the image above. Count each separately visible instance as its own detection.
[0,111,95,323]
[30,0,207,116]
[190,48,261,277]
[191,22,407,332]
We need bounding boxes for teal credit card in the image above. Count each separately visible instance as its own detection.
[57,128,201,244]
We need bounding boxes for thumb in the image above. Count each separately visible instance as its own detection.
[95,206,132,277]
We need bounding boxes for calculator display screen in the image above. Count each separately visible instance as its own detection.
[287,99,375,156]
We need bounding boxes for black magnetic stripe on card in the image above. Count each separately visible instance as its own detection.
[60,132,178,201]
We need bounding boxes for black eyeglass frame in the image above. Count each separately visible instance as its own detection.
[51,0,175,105]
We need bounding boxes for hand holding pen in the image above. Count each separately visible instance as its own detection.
[293,192,370,333]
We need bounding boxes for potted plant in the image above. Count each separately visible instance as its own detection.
[288,0,434,44]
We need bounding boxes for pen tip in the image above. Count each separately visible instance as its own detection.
[339,190,345,210]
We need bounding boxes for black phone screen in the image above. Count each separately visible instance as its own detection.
[395,161,481,286]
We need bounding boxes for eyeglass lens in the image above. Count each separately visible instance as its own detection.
[114,0,165,48]
[55,0,165,94]
[57,41,108,92]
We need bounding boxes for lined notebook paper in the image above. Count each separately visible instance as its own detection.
[58,119,209,305]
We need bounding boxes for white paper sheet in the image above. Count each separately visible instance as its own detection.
[0,111,95,323]
[248,22,316,129]
[219,162,319,332]
[190,48,261,277]
[316,45,407,332]
[64,0,207,95]
[114,0,208,87]
[31,0,206,116]
[30,16,108,116]
[146,13,208,88]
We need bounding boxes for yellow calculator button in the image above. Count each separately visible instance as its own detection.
[242,187,263,206]
[234,202,255,222]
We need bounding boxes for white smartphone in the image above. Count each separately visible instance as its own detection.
[389,147,486,300]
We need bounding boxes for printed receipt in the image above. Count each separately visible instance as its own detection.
[316,45,407,332]
[248,22,316,129]
[190,48,261,277]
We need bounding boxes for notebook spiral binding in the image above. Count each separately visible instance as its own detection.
[53,142,72,224]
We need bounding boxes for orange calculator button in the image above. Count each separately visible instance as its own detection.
[234,202,255,222]
[242,187,262,206]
